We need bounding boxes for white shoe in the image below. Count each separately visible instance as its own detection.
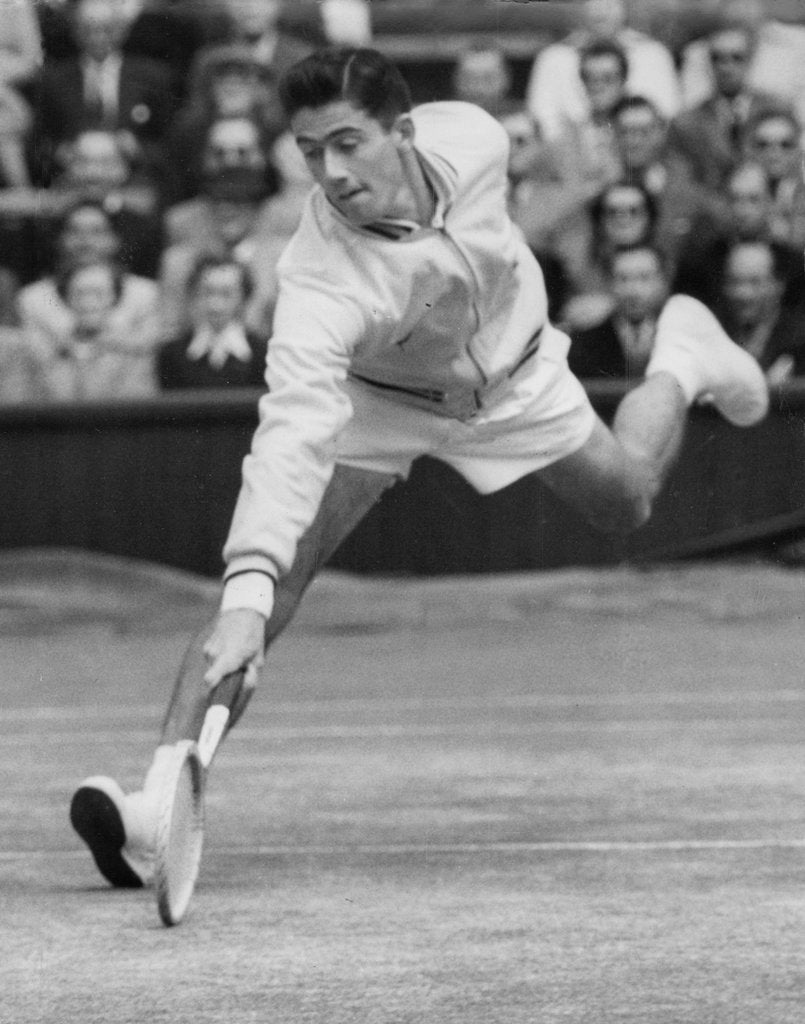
[70,777,156,888]
[649,295,769,427]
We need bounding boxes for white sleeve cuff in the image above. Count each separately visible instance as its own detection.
[221,571,275,619]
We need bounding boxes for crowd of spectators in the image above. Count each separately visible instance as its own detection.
[0,0,803,405]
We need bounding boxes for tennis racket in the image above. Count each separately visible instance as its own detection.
[154,671,244,927]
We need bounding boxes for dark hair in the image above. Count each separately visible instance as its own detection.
[187,254,254,301]
[56,259,124,304]
[579,38,629,83]
[278,47,412,128]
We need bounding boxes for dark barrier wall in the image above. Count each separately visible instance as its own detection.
[2,383,805,578]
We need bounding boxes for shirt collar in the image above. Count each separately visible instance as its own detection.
[186,322,252,368]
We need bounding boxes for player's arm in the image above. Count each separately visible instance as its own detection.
[203,266,369,687]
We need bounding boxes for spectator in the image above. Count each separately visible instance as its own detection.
[525,0,680,143]
[158,255,268,390]
[216,0,323,78]
[0,0,41,186]
[507,39,627,258]
[716,240,805,382]
[551,180,658,332]
[568,244,670,381]
[43,129,163,277]
[681,0,805,128]
[166,43,287,202]
[611,95,726,264]
[451,42,520,120]
[35,0,178,184]
[160,115,289,339]
[744,106,805,249]
[18,200,161,387]
[18,258,160,401]
[670,20,777,189]
[319,0,372,46]
[673,161,805,311]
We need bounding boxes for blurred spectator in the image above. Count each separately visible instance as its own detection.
[507,40,626,259]
[18,258,160,401]
[35,0,178,184]
[451,42,520,119]
[216,0,323,78]
[158,255,268,389]
[525,0,680,143]
[716,240,805,382]
[673,161,805,311]
[611,95,726,264]
[43,129,163,276]
[160,115,289,339]
[166,43,287,202]
[670,20,777,190]
[568,244,669,381]
[0,0,41,186]
[744,106,805,249]
[681,0,805,128]
[550,181,659,332]
[319,0,372,46]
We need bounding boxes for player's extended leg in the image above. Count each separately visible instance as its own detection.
[70,463,396,888]
[539,294,769,532]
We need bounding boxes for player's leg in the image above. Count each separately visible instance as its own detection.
[70,463,396,887]
[539,294,769,532]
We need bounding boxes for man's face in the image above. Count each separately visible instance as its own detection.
[728,165,771,238]
[709,28,752,97]
[748,116,800,182]
[614,104,664,170]
[74,0,128,61]
[61,206,119,266]
[600,185,651,247]
[65,131,129,191]
[195,265,247,332]
[292,100,410,226]
[204,118,265,171]
[225,0,280,39]
[580,54,626,116]
[454,50,510,111]
[610,249,667,323]
[66,263,117,334]
[723,243,781,325]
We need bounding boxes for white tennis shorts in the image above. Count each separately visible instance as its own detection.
[336,324,597,494]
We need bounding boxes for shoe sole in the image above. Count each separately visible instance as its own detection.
[70,786,144,889]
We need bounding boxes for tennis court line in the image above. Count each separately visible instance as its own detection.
[4,838,805,863]
[6,688,805,723]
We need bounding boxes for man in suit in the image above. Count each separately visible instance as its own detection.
[716,239,805,381]
[671,20,777,190]
[35,0,178,183]
[673,160,805,312]
[569,244,670,381]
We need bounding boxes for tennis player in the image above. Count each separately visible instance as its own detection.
[71,47,768,887]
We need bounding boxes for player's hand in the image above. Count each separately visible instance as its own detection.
[202,608,266,690]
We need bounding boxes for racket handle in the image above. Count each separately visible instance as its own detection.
[208,670,244,710]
